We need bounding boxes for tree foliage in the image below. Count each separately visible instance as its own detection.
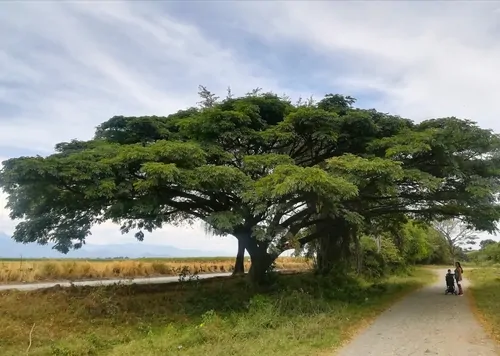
[479,239,497,250]
[469,240,500,264]
[350,220,449,277]
[1,89,500,283]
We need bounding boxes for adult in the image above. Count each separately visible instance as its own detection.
[455,261,464,295]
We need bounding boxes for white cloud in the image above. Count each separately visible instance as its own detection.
[0,194,14,236]
[0,157,14,235]
[0,2,294,152]
[1,1,500,252]
[224,1,500,129]
[88,221,235,252]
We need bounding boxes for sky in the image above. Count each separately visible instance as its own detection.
[1,1,500,254]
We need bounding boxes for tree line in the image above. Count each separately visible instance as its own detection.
[1,87,499,284]
[468,238,500,264]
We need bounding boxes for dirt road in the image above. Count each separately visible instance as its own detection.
[0,272,233,291]
[336,269,499,356]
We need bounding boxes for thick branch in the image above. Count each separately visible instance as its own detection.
[280,207,314,228]
[298,230,324,246]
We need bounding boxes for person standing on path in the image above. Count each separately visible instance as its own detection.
[455,261,464,295]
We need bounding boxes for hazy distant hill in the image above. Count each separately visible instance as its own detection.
[0,232,233,259]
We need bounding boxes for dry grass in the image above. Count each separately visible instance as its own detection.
[0,257,311,283]
[0,268,434,356]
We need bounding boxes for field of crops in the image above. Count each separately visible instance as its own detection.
[0,257,311,283]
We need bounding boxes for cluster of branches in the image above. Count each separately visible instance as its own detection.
[1,87,500,284]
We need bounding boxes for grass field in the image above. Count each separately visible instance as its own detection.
[468,267,500,344]
[0,267,435,356]
[0,257,311,283]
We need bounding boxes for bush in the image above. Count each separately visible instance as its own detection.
[356,235,405,278]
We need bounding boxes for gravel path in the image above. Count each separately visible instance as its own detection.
[336,269,499,356]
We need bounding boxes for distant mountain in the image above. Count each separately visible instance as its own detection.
[0,232,233,259]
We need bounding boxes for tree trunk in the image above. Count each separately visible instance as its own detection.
[450,244,456,260]
[315,219,351,275]
[232,237,246,275]
[245,238,277,286]
[316,234,346,274]
[248,250,275,285]
[353,234,363,274]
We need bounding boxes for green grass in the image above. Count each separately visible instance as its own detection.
[468,267,500,344]
[0,268,435,356]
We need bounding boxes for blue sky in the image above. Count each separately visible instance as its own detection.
[1,1,500,253]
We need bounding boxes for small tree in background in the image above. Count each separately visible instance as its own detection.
[479,238,497,250]
[433,218,479,260]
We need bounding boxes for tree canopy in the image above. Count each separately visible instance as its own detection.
[2,88,500,283]
[468,239,500,264]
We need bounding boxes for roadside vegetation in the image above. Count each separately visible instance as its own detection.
[466,240,500,344]
[468,239,500,267]
[468,267,500,345]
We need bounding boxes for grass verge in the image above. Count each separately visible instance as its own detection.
[468,267,500,344]
[0,268,434,356]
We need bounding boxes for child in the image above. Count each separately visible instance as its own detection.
[445,269,456,294]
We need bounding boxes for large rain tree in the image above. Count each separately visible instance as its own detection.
[2,89,500,283]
